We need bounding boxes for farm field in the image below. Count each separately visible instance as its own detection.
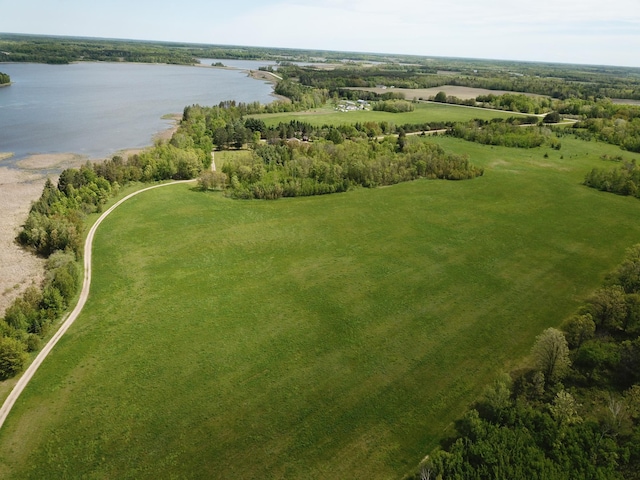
[1,137,640,478]
[342,85,548,100]
[250,101,522,128]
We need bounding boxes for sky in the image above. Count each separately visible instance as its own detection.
[1,0,639,67]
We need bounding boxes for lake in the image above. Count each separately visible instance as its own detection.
[0,61,275,164]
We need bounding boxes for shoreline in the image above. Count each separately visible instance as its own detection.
[0,116,181,317]
[246,69,291,102]
[0,167,48,317]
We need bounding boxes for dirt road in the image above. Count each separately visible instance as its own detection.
[0,180,194,430]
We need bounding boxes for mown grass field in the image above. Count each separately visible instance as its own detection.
[250,102,521,128]
[1,137,640,479]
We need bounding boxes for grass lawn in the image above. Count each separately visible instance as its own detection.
[1,137,640,479]
[249,102,521,128]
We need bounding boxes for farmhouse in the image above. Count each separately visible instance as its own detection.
[335,99,370,112]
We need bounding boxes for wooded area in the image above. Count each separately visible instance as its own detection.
[414,245,640,479]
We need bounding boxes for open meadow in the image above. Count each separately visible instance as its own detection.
[250,102,522,128]
[1,136,640,478]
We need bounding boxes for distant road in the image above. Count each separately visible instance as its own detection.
[0,180,193,430]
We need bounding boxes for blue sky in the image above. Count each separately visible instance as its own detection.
[1,0,639,67]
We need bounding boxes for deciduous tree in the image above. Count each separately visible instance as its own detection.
[564,313,595,349]
[531,327,571,384]
[0,337,28,379]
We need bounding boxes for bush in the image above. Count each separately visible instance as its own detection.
[26,334,41,352]
[544,111,561,123]
[198,170,228,191]
[0,337,28,380]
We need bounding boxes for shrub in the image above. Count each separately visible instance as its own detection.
[0,337,28,380]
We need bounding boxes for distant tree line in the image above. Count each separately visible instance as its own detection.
[415,90,560,117]
[259,117,456,143]
[448,118,562,149]
[278,63,640,101]
[474,92,554,114]
[0,72,9,85]
[430,90,477,106]
[412,244,640,479]
[0,34,198,65]
[337,89,406,102]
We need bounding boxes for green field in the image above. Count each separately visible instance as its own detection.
[1,137,640,478]
[250,102,522,128]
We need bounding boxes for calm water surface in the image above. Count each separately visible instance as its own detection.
[0,61,275,163]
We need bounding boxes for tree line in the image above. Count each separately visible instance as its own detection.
[277,63,640,101]
[448,118,562,149]
[415,93,640,155]
[584,158,640,197]
[574,118,640,153]
[428,90,554,115]
[474,92,554,114]
[413,244,640,479]
[0,137,208,379]
[273,79,329,110]
[0,34,198,65]
[210,135,483,200]
[373,99,414,113]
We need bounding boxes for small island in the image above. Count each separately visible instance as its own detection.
[0,72,10,86]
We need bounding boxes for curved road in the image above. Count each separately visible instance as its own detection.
[0,180,193,430]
